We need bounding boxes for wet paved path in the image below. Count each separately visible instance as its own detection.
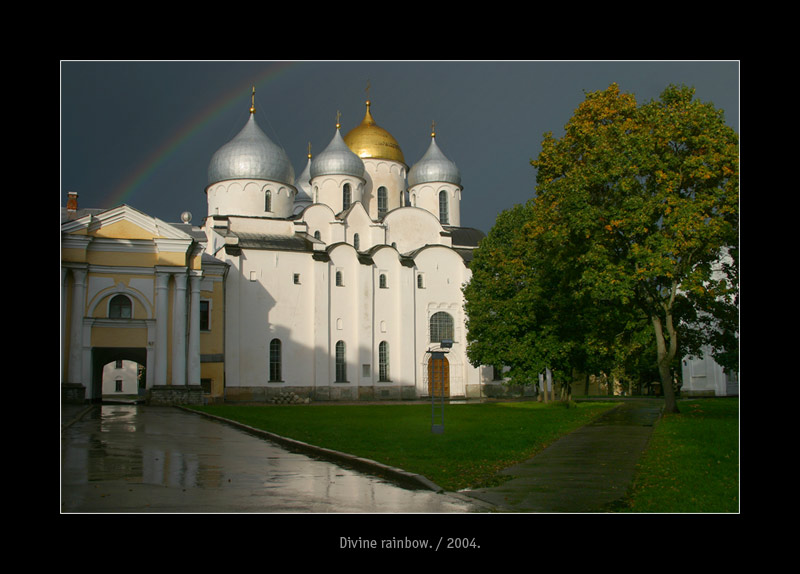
[61,405,487,513]
[463,400,663,512]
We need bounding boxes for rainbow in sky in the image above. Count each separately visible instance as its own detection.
[102,62,298,210]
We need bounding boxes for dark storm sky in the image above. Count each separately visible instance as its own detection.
[60,60,739,234]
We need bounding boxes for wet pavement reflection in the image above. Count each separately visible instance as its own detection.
[61,405,487,513]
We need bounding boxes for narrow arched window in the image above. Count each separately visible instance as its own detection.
[353,233,360,251]
[379,273,388,289]
[379,341,390,382]
[336,270,343,287]
[265,190,272,212]
[314,230,321,240]
[343,183,351,211]
[269,339,282,382]
[417,274,424,289]
[439,190,449,224]
[109,294,132,319]
[335,341,347,382]
[378,186,388,218]
[430,311,454,343]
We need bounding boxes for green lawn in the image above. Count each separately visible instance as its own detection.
[191,398,739,511]
[191,401,616,491]
[625,398,739,513]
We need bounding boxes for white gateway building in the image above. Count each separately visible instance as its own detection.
[203,97,495,401]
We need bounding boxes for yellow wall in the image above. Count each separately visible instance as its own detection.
[61,247,88,264]
[91,219,156,240]
[91,325,148,348]
[200,279,226,356]
[202,362,225,399]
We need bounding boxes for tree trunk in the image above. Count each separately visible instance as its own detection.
[539,372,548,403]
[652,314,679,413]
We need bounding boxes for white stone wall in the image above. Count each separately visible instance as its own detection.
[681,350,739,397]
[102,360,139,395]
[212,203,481,400]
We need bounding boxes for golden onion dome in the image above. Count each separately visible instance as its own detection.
[343,101,405,164]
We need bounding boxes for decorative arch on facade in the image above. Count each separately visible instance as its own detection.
[88,283,154,319]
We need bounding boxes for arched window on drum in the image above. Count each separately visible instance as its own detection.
[438,190,449,225]
[343,183,352,211]
[378,186,388,218]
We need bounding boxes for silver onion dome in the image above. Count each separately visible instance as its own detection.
[310,128,365,180]
[408,134,461,187]
[207,113,295,186]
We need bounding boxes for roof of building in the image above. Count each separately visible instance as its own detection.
[408,133,461,187]
[216,223,483,265]
[207,112,295,187]
[310,127,365,180]
[445,226,485,247]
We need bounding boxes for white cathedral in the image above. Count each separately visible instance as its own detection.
[200,94,493,402]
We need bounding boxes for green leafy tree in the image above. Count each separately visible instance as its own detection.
[464,198,639,398]
[466,83,738,413]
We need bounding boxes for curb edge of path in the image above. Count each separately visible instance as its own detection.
[177,406,445,494]
[61,405,95,431]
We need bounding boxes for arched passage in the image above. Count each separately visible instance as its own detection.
[91,347,147,402]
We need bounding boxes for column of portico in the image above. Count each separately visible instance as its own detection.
[156,268,194,386]
[172,272,188,386]
[154,271,171,385]
[67,267,87,385]
[62,267,68,382]
[187,273,202,386]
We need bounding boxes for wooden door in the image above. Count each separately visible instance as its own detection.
[427,356,450,397]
